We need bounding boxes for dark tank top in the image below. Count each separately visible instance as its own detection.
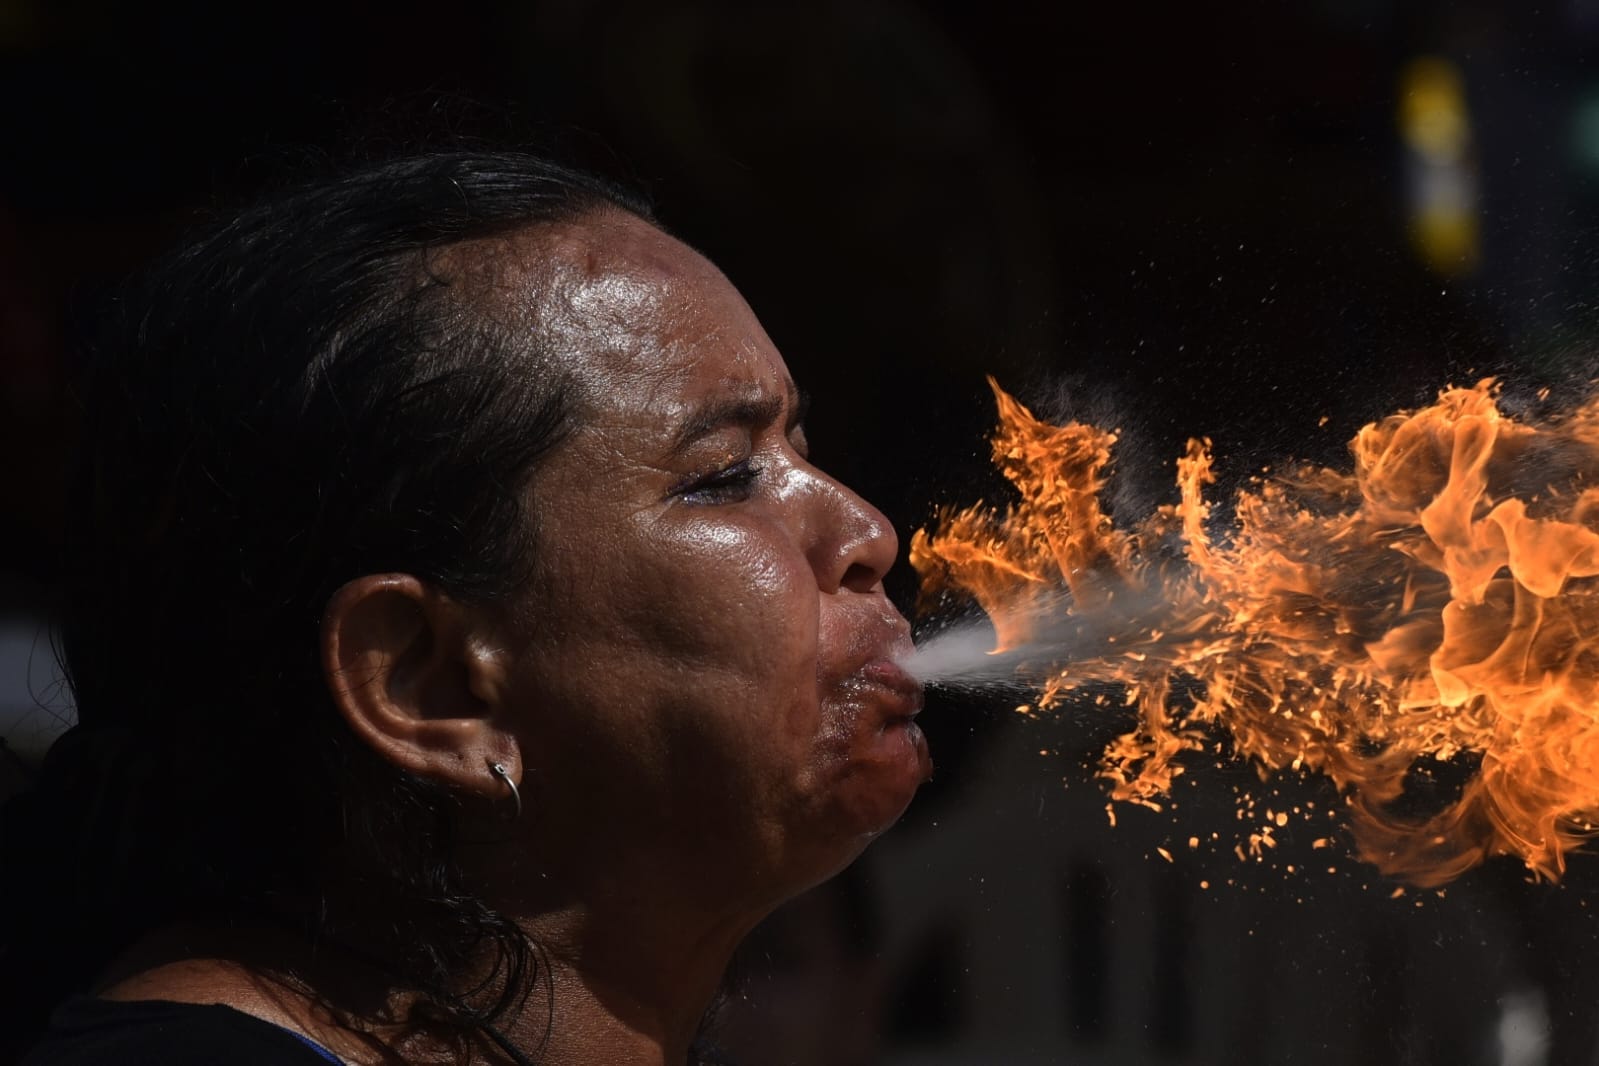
[22,996,342,1065]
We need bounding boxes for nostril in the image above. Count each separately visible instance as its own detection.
[839,560,881,594]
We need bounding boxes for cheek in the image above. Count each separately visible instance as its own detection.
[624,527,817,685]
[528,517,828,761]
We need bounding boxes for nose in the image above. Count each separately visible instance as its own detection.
[803,468,899,594]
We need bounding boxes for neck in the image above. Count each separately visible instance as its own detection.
[460,809,807,1066]
[491,896,753,1066]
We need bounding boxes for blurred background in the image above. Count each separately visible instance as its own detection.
[4,1,1599,1063]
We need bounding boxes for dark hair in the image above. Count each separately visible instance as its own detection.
[0,151,652,1060]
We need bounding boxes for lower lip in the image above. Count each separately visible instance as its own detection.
[856,660,932,781]
[883,716,932,788]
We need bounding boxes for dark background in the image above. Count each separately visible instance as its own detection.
[5,2,1599,1064]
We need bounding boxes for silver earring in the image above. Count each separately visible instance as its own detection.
[489,762,522,819]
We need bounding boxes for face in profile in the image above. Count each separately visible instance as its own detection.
[483,210,932,907]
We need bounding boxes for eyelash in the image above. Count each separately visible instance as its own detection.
[675,458,763,503]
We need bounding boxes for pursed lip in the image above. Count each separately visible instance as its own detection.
[835,605,925,719]
[858,657,925,720]
[843,610,933,789]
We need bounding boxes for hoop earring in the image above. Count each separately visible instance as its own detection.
[489,762,522,820]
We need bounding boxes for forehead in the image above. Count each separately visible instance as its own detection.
[474,210,791,419]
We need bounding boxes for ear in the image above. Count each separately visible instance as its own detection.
[322,573,520,801]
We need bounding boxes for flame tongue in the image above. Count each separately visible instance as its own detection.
[911,376,1599,886]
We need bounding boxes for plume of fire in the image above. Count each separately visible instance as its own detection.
[910,377,1599,886]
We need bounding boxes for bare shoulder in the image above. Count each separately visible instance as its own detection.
[93,936,405,1065]
[89,926,444,1066]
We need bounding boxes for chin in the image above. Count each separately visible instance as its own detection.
[791,739,930,896]
[832,717,934,840]
[778,689,933,891]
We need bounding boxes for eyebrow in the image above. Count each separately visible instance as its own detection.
[668,381,808,456]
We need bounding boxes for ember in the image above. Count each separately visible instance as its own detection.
[908,377,1599,886]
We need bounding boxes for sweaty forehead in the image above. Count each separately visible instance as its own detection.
[535,211,714,352]
[430,209,704,320]
[491,210,788,418]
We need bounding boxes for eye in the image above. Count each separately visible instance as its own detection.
[673,457,763,504]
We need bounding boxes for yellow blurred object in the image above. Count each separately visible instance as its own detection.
[1412,208,1480,274]
[1397,56,1480,276]
[1399,57,1471,163]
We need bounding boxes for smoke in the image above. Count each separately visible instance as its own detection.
[902,584,1174,693]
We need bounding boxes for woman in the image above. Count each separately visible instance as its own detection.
[1,152,931,1064]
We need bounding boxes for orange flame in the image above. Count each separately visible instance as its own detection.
[911,377,1599,886]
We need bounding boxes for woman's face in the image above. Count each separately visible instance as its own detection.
[491,210,930,905]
